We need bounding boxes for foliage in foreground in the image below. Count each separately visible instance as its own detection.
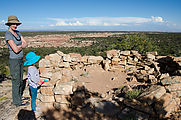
[124,89,141,100]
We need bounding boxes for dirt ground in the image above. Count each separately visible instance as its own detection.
[0,64,128,120]
[0,32,129,119]
[71,64,128,94]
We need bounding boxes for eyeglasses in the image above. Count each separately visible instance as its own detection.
[11,23,19,26]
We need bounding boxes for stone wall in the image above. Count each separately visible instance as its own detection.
[37,50,181,119]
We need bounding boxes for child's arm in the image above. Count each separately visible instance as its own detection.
[37,81,42,85]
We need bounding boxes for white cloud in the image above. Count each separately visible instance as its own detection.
[48,16,165,26]
[0,20,6,29]
[151,16,164,22]
[0,20,5,25]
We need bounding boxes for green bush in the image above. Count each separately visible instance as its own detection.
[108,34,159,55]
[0,64,10,76]
[80,72,89,77]
[125,89,141,100]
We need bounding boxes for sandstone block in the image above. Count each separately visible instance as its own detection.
[52,71,62,81]
[120,51,130,56]
[40,72,52,78]
[63,54,71,62]
[146,53,155,61]
[161,76,181,85]
[69,53,82,62]
[165,83,181,92]
[155,93,172,109]
[54,95,69,104]
[156,94,178,118]
[131,50,142,59]
[40,86,54,96]
[118,60,126,65]
[124,99,154,115]
[39,94,55,103]
[138,85,166,105]
[58,62,70,68]
[173,56,181,62]
[39,67,53,75]
[81,56,88,63]
[103,60,110,71]
[106,49,120,59]
[147,68,154,74]
[111,57,120,65]
[53,81,74,95]
[57,51,64,57]
[39,59,51,68]
[88,56,103,64]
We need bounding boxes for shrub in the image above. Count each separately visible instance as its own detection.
[0,64,10,77]
[108,34,159,55]
[0,96,8,101]
[125,89,141,100]
[80,72,89,77]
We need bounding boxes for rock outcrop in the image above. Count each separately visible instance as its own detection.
[37,50,181,119]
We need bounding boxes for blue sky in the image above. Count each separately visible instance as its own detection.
[0,0,181,32]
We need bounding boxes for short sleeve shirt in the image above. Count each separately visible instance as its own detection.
[5,30,23,59]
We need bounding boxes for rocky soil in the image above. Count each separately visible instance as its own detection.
[0,68,128,120]
[0,78,34,120]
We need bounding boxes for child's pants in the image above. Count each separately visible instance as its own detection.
[29,86,37,111]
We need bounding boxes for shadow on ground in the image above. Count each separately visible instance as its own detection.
[17,109,36,120]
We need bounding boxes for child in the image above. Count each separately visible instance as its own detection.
[24,52,41,112]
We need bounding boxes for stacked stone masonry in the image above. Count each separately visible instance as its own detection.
[38,50,181,119]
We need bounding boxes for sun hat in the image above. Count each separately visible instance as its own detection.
[5,16,22,26]
[24,52,40,66]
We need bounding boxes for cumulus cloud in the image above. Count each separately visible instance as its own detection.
[151,16,164,22]
[0,20,6,29]
[0,20,5,24]
[48,16,164,26]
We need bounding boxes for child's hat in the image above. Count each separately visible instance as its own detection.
[24,52,40,66]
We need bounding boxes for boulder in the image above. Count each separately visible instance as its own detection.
[120,51,131,56]
[138,85,166,105]
[69,53,82,62]
[155,93,178,118]
[53,81,74,95]
[124,99,154,115]
[88,56,103,64]
[106,49,120,59]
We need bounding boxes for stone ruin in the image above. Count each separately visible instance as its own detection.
[35,49,181,119]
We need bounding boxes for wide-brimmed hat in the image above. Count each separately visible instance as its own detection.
[24,52,40,66]
[5,16,22,26]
